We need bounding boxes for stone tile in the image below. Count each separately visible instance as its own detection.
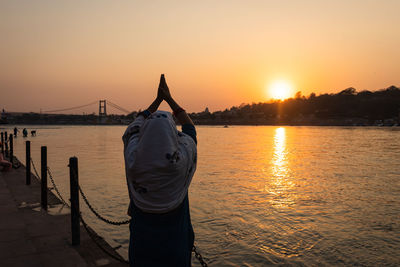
[0,203,19,214]
[0,190,12,197]
[0,189,10,195]
[19,208,49,222]
[0,215,25,230]
[0,196,15,205]
[31,234,71,253]
[0,239,37,259]
[0,253,43,267]
[1,163,122,267]
[0,228,26,242]
[38,248,88,267]
[25,221,69,238]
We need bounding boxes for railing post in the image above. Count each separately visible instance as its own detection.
[69,157,80,246]
[4,131,8,157]
[1,132,3,155]
[26,141,31,185]
[9,134,13,165]
[41,146,47,210]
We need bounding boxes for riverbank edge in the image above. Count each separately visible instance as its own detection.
[1,156,127,266]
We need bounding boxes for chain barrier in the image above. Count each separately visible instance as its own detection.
[193,245,208,267]
[78,185,131,225]
[80,215,129,264]
[30,158,40,181]
[48,164,130,225]
[29,161,208,266]
[79,183,209,266]
[47,167,70,207]
[46,166,128,264]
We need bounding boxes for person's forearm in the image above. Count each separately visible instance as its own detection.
[147,97,162,113]
[166,97,194,125]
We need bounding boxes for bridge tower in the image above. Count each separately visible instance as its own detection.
[99,100,107,117]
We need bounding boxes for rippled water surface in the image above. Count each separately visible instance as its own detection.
[5,125,400,266]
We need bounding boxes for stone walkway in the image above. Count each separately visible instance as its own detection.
[0,163,127,267]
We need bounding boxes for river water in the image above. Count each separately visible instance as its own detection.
[4,125,400,266]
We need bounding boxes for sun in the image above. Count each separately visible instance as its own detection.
[268,80,293,100]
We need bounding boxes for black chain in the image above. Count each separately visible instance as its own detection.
[30,158,40,181]
[47,167,70,207]
[79,184,208,265]
[46,166,128,263]
[193,245,208,267]
[45,166,129,263]
[80,215,129,264]
[78,184,131,225]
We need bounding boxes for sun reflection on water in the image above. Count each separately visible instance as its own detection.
[269,127,295,208]
[272,127,287,177]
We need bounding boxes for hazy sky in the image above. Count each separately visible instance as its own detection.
[1,0,399,113]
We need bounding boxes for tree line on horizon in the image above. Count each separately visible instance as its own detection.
[3,86,399,126]
[190,86,400,125]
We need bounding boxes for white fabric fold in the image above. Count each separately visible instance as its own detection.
[123,111,197,213]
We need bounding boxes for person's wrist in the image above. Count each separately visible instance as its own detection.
[173,107,185,117]
[165,96,173,104]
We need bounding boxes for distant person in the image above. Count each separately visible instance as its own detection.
[22,128,28,137]
[31,130,36,136]
[123,74,197,267]
[13,127,19,137]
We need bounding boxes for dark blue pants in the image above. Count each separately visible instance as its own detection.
[129,195,194,267]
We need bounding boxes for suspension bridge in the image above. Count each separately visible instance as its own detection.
[42,100,132,116]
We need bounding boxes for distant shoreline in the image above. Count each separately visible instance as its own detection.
[1,122,399,127]
[3,86,399,127]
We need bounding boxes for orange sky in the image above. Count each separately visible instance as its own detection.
[1,0,399,113]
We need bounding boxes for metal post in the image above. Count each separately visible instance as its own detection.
[1,132,3,155]
[4,131,8,157]
[41,146,47,210]
[26,141,31,185]
[9,134,13,165]
[69,157,80,245]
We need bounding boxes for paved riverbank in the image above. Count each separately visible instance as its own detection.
[0,161,127,267]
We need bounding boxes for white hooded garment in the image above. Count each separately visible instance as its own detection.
[123,111,197,214]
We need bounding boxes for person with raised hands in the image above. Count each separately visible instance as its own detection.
[123,74,197,267]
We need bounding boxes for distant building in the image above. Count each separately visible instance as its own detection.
[204,107,210,114]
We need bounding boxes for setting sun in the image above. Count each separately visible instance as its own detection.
[268,81,293,100]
